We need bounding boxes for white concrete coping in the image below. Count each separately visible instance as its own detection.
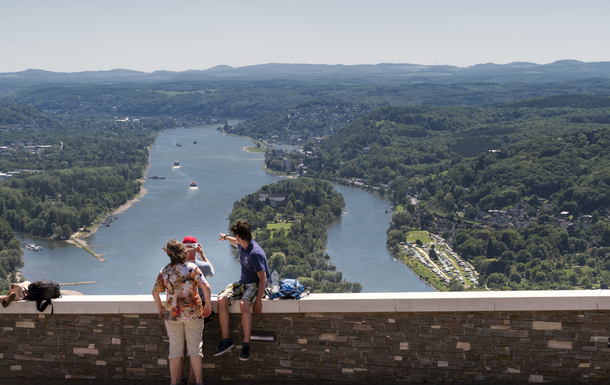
[3,290,610,315]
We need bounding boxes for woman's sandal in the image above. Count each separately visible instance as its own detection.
[2,292,16,308]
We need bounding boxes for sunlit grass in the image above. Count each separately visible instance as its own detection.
[406,230,432,244]
[265,222,292,240]
[267,223,292,231]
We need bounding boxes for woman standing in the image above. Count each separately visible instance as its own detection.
[153,239,212,385]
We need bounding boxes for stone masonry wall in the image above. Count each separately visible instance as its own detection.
[2,309,610,383]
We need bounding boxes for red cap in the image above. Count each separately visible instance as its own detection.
[182,236,197,248]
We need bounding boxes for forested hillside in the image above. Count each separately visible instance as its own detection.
[0,103,168,293]
[1,165,144,238]
[437,128,610,215]
[0,103,60,128]
[281,95,610,291]
[227,178,361,293]
[266,99,610,186]
[5,79,610,123]
[0,217,22,292]
[425,125,610,290]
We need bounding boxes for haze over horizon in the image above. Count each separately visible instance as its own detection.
[2,0,609,74]
[5,59,609,76]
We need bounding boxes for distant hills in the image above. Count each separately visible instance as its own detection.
[2,60,610,86]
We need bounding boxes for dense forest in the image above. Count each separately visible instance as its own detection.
[0,217,23,292]
[0,102,170,292]
[5,79,610,123]
[0,103,60,128]
[1,165,144,238]
[227,178,362,293]
[304,96,610,290]
[265,99,610,184]
[426,125,610,290]
[250,95,610,290]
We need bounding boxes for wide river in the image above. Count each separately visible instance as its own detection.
[19,126,434,294]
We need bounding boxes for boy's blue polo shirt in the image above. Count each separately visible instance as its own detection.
[238,239,270,284]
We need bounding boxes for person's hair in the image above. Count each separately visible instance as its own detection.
[162,239,187,266]
[230,220,252,242]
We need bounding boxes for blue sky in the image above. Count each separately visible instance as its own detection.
[1,0,609,73]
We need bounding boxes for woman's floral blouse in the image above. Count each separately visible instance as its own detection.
[153,262,208,321]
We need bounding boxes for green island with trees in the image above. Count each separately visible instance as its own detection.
[227,178,362,293]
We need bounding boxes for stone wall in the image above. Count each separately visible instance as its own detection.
[2,291,610,383]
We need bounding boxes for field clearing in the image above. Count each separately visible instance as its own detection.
[407,230,432,244]
[267,223,292,231]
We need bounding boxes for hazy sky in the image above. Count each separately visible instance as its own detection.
[1,0,609,73]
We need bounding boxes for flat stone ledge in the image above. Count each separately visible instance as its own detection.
[2,290,610,315]
[493,290,602,311]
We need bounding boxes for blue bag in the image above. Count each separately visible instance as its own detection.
[267,278,308,300]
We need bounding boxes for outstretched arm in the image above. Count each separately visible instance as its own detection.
[219,232,237,247]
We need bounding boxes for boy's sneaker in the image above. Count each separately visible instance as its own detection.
[239,343,250,361]
[213,339,234,356]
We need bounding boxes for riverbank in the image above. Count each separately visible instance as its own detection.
[66,188,147,261]
[244,145,265,152]
[221,130,267,154]
[261,162,298,179]
[66,143,154,258]
[240,137,266,153]
[243,138,266,153]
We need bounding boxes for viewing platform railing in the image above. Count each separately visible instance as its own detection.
[2,291,610,383]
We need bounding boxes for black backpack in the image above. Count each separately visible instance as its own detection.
[27,280,62,313]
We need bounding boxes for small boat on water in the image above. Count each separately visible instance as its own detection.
[176,143,181,147]
[190,181,197,187]
[22,241,42,251]
[193,140,197,144]
[174,161,180,166]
